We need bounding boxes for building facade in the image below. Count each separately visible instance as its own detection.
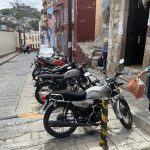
[107,0,150,74]
[41,0,56,47]
[21,31,40,50]
[75,0,103,63]
[52,0,102,62]
[42,0,49,28]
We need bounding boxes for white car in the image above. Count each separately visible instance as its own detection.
[40,44,49,48]
[38,47,55,58]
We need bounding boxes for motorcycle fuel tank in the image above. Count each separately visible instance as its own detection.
[64,69,80,79]
[86,85,112,99]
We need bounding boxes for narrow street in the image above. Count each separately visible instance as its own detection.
[0,53,150,150]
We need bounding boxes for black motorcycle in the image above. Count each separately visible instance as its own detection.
[35,63,94,104]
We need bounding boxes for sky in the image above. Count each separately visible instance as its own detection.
[0,0,42,11]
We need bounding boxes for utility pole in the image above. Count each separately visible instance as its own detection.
[68,0,72,62]
[10,0,24,51]
[23,26,26,46]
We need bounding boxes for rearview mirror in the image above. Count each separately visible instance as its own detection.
[119,59,124,64]
[84,72,91,77]
[116,59,124,73]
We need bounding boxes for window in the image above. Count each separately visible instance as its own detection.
[35,35,37,41]
[32,35,34,42]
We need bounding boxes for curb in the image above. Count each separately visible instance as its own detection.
[0,52,20,65]
[132,112,150,135]
[0,115,18,121]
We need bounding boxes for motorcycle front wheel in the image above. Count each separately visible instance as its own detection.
[43,103,78,138]
[32,67,40,80]
[119,98,132,129]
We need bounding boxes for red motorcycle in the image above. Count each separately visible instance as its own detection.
[32,56,67,80]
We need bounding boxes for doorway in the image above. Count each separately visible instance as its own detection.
[125,0,149,66]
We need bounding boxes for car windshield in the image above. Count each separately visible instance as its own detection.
[39,48,54,54]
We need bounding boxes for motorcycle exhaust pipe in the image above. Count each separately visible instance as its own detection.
[48,121,91,127]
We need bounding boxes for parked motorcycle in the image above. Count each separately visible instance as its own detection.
[35,63,98,104]
[32,55,67,80]
[43,59,132,138]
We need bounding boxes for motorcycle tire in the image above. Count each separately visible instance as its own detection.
[35,82,50,105]
[119,98,132,129]
[43,103,78,138]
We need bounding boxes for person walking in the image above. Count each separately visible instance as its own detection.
[26,45,30,54]
[138,66,150,111]
[23,45,26,54]
[102,38,108,72]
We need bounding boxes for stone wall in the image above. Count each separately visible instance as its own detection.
[107,0,129,75]
[143,10,150,69]
[0,31,19,57]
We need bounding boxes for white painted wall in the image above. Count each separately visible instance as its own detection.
[0,31,19,56]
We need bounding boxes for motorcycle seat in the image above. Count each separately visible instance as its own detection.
[52,90,86,101]
[39,74,64,79]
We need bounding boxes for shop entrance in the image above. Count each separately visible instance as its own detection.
[125,0,149,66]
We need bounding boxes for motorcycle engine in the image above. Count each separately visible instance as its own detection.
[89,105,102,123]
[89,112,101,123]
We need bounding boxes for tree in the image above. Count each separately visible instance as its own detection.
[29,20,39,31]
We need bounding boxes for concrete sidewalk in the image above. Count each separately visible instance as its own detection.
[0,52,20,65]
[90,67,150,136]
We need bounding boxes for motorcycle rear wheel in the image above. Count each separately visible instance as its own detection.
[119,98,132,129]
[43,103,78,138]
[35,82,50,105]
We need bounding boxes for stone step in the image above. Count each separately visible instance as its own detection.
[94,52,102,56]
[91,56,100,68]
[92,56,99,61]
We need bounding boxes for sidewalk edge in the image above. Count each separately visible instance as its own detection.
[0,52,20,65]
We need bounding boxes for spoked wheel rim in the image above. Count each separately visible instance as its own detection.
[48,107,76,134]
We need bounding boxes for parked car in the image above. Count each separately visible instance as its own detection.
[38,47,55,58]
[40,44,49,48]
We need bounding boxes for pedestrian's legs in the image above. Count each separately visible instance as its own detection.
[147,77,150,110]
[103,52,108,71]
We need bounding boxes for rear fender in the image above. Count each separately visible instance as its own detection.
[42,100,54,112]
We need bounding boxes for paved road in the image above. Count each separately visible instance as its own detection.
[0,53,150,150]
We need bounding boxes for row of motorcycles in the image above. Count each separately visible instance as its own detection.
[31,51,133,138]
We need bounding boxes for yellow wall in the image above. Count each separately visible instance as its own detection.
[95,0,103,39]
[21,31,40,48]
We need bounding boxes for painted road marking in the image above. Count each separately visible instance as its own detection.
[18,112,44,119]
